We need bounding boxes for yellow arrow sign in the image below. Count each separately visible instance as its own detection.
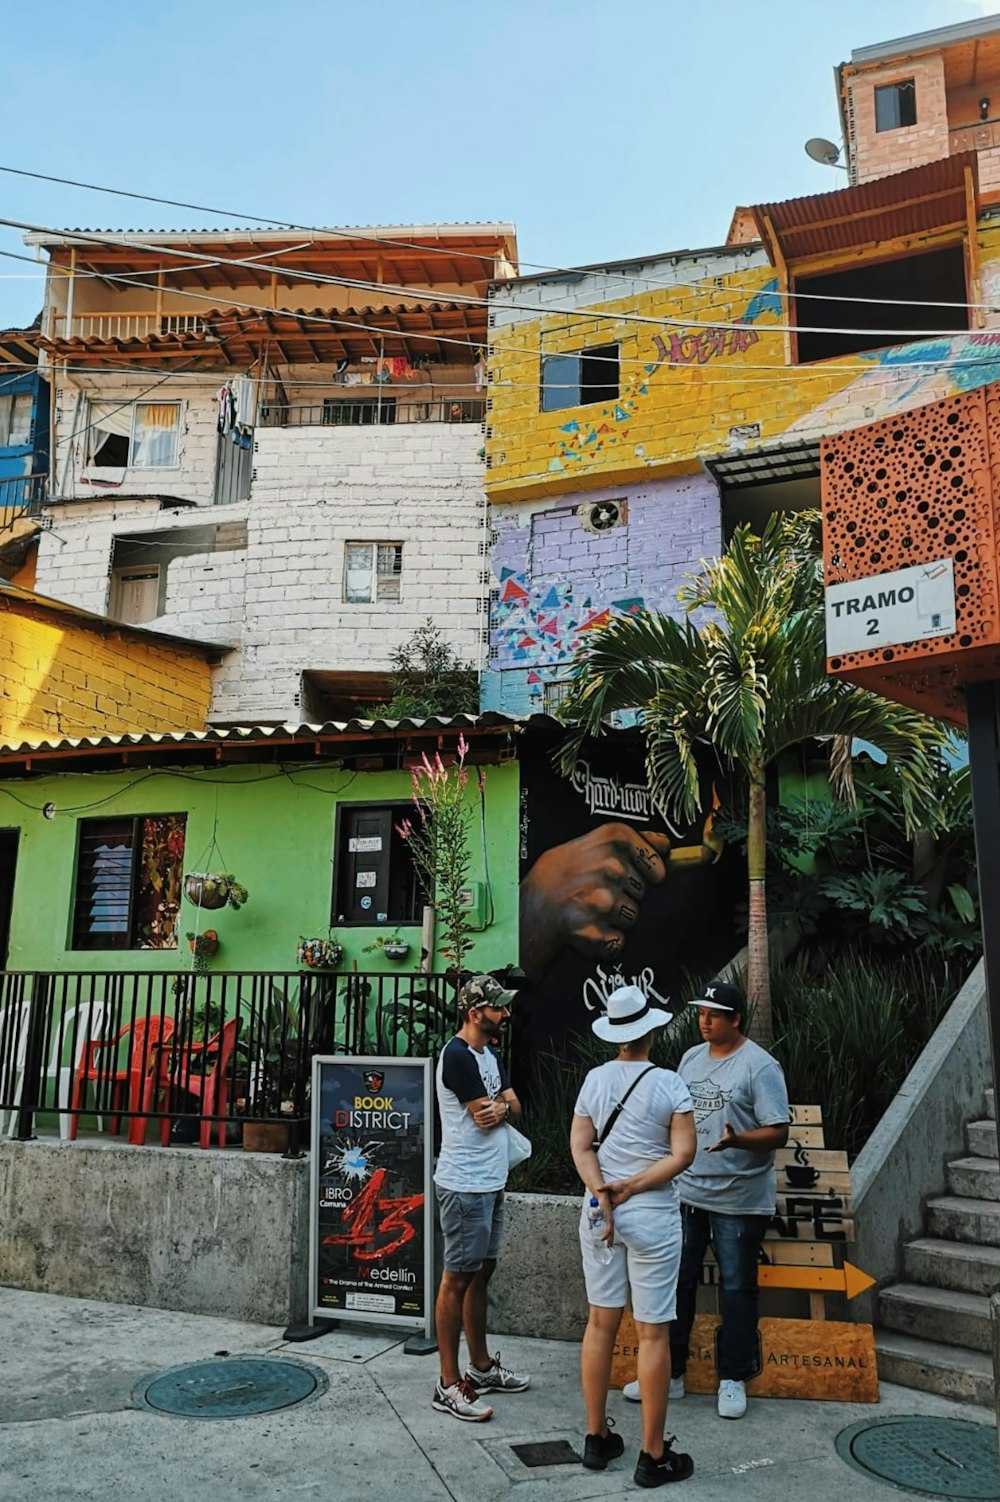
[758,1261,876,1300]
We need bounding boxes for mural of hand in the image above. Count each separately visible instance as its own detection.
[519,822,672,979]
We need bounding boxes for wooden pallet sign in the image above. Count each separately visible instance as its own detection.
[609,1104,878,1402]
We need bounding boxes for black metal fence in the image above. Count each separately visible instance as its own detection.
[259,397,486,428]
[0,970,462,1153]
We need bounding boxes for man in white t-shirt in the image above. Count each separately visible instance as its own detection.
[432,975,531,1423]
[626,980,789,1420]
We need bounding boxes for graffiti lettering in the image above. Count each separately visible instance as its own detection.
[652,325,760,367]
[322,1167,423,1262]
[569,758,652,822]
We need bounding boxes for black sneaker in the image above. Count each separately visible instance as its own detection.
[582,1417,625,1471]
[634,1437,694,1487]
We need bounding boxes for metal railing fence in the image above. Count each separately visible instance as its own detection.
[259,397,486,428]
[0,970,463,1153]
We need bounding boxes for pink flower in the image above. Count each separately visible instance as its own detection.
[457,734,468,762]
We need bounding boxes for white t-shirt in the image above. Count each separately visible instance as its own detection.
[574,1061,694,1209]
[434,1036,510,1193]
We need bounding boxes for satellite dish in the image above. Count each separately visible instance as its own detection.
[805,137,842,167]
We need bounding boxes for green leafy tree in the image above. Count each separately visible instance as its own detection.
[369,619,478,719]
[560,512,951,1042]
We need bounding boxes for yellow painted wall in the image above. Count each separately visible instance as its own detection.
[486,223,1000,502]
[0,606,212,742]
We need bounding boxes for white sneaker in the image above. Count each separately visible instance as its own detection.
[622,1375,684,1403]
[432,1377,494,1422]
[717,1378,747,1418]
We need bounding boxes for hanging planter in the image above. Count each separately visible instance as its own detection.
[296,936,344,970]
[184,872,249,911]
[187,930,219,973]
[364,932,411,963]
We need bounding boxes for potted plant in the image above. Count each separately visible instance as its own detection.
[184,872,249,911]
[242,985,305,1153]
[363,931,411,962]
[187,929,219,972]
[296,935,344,970]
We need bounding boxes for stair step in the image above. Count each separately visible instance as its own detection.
[903,1235,1000,1297]
[946,1156,1000,1202]
[988,1087,995,1120]
[875,1330,995,1407]
[926,1193,1000,1245]
[878,1282,992,1352]
[967,1119,998,1158]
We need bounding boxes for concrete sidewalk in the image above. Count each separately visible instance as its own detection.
[1,1288,994,1502]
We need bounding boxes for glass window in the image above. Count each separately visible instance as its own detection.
[0,393,32,446]
[541,345,619,411]
[875,79,917,132]
[71,814,186,949]
[131,403,180,468]
[344,542,402,603]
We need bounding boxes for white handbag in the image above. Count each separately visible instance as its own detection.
[506,1124,533,1168]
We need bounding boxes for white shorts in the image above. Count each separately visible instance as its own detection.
[579,1198,682,1325]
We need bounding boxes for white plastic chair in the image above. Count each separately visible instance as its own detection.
[0,997,30,1136]
[4,999,107,1138]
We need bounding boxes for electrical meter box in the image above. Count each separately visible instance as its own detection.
[459,881,486,927]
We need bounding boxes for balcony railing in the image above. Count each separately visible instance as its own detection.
[259,397,486,428]
[57,312,210,342]
[0,472,47,527]
[0,969,462,1151]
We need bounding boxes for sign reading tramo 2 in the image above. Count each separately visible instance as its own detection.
[825,559,956,657]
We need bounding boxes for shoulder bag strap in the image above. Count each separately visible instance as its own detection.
[595,1065,658,1149]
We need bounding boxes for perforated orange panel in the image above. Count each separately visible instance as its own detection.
[822,384,1000,725]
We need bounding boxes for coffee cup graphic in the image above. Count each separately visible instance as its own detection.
[784,1139,820,1187]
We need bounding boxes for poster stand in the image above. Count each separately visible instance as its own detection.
[308,1054,435,1346]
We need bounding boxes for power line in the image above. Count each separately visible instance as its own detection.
[0,210,990,344]
[4,157,999,318]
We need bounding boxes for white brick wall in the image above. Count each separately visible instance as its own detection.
[52,372,223,503]
[36,421,488,725]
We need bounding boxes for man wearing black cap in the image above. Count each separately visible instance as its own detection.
[432,974,530,1423]
[624,979,789,1420]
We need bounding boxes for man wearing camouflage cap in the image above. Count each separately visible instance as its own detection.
[432,974,530,1422]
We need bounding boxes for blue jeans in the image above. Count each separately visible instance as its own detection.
[669,1204,771,1382]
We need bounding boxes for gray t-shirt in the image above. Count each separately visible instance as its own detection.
[676,1038,790,1216]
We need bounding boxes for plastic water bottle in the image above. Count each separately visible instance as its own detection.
[586,1195,613,1264]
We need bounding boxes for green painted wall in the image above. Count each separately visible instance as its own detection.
[0,757,519,974]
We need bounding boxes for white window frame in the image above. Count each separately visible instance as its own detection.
[0,392,33,446]
[129,401,181,470]
[343,542,403,604]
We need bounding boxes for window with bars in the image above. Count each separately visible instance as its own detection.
[344,542,403,604]
[71,814,186,950]
[542,679,574,715]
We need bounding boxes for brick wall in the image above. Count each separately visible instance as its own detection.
[481,473,721,716]
[53,372,222,503]
[845,55,948,183]
[0,603,212,740]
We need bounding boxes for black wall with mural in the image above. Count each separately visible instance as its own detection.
[515,723,743,1068]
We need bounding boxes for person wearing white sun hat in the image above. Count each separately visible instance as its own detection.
[570,984,697,1487]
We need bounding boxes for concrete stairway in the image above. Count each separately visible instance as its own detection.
[876,1087,998,1406]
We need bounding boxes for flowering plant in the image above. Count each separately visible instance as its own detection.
[296,936,344,970]
[398,735,478,975]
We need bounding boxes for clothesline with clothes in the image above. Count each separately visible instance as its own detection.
[215,374,257,448]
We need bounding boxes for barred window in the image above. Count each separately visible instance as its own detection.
[344,542,403,604]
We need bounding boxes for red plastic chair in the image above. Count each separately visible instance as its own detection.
[67,1015,175,1143]
[140,1017,240,1150]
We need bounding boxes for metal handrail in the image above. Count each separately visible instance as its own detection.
[259,397,486,428]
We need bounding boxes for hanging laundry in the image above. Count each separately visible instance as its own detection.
[474,357,487,391]
[233,374,257,431]
[342,371,364,387]
[387,355,414,379]
[374,357,392,384]
[216,382,236,433]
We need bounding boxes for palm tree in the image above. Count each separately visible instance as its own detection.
[560,512,950,1043]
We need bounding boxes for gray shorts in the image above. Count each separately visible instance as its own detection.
[436,1187,505,1272]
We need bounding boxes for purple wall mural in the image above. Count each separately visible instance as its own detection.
[481,472,722,714]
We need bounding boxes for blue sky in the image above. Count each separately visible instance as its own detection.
[0,0,992,328]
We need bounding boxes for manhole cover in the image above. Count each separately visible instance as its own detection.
[510,1440,581,1468]
[134,1356,327,1420]
[837,1417,1000,1499]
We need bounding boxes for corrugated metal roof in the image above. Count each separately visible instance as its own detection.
[750,153,977,265]
[0,712,537,761]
